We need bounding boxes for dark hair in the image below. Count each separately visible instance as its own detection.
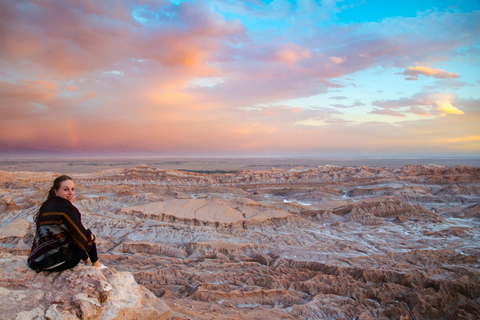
[34,175,73,224]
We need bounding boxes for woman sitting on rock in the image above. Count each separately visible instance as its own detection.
[28,175,103,271]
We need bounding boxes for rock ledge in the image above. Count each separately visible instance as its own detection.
[0,255,171,320]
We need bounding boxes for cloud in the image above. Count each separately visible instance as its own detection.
[238,105,342,130]
[4,1,474,108]
[370,108,406,118]
[371,92,465,117]
[401,66,460,81]
[102,71,125,78]
[330,101,365,109]
[0,0,245,77]
[330,104,349,108]
[446,136,480,143]
[274,43,312,65]
[417,92,465,116]
[437,101,464,115]
[0,1,479,156]
[408,105,431,116]
[0,80,58,119]
[329,56,345,64]
[212,0,341,22]
[352,101,365,107]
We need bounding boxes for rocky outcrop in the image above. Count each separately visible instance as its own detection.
[0,218,31,250]
[128,249,480,320]
[119,198,298,228]
[0,255,171,320]
[333,196,441,224]
[184,240,271,259]
[121,240,188,259]
[72,165,480,187]
[455,203,480,219]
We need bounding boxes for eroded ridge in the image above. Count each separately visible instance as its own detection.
[0,164,479,319]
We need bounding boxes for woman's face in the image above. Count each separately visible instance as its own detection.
[55,180,75,201]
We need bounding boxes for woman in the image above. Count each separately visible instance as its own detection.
[28,175,103,271]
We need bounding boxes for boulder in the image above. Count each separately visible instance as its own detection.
[0,255,171,320]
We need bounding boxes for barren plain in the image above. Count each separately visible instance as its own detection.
[0,158,479,319]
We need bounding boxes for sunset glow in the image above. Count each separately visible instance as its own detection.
[1,0,479,157]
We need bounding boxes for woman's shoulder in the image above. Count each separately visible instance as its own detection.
[43,197,77,213]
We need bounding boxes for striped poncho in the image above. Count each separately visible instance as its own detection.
[28,196,94,271]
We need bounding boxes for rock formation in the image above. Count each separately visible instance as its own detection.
[0,164,479,319]
[0,255,171,320]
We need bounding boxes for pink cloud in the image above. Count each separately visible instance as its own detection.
[0,80,57,119]
[274,43,312,65]
[408,105,431,116]
[0,1,244,77]
[329,56,345,64]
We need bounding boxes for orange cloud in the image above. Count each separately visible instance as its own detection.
[402,66,460,81]
[440,136,480,152]
[149,91,195,106]
[446,136,480,143]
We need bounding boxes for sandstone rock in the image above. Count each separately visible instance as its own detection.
[185,240,270,259]
[121,240,188,258]
[0,255,171,320]
[120,198,296,227]
[334,196,441,223]
[0,218,32,250]
[436,185,480,197]
[460,203,480,219]
[0,218,30,239]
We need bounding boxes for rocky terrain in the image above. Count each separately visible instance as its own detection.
[0,164,479,319]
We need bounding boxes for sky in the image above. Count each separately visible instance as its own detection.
[0,0,479,158]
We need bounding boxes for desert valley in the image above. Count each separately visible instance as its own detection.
[0,159,479,319]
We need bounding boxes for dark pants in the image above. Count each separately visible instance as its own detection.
[82,241,99,263]
[46,242,99,272]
